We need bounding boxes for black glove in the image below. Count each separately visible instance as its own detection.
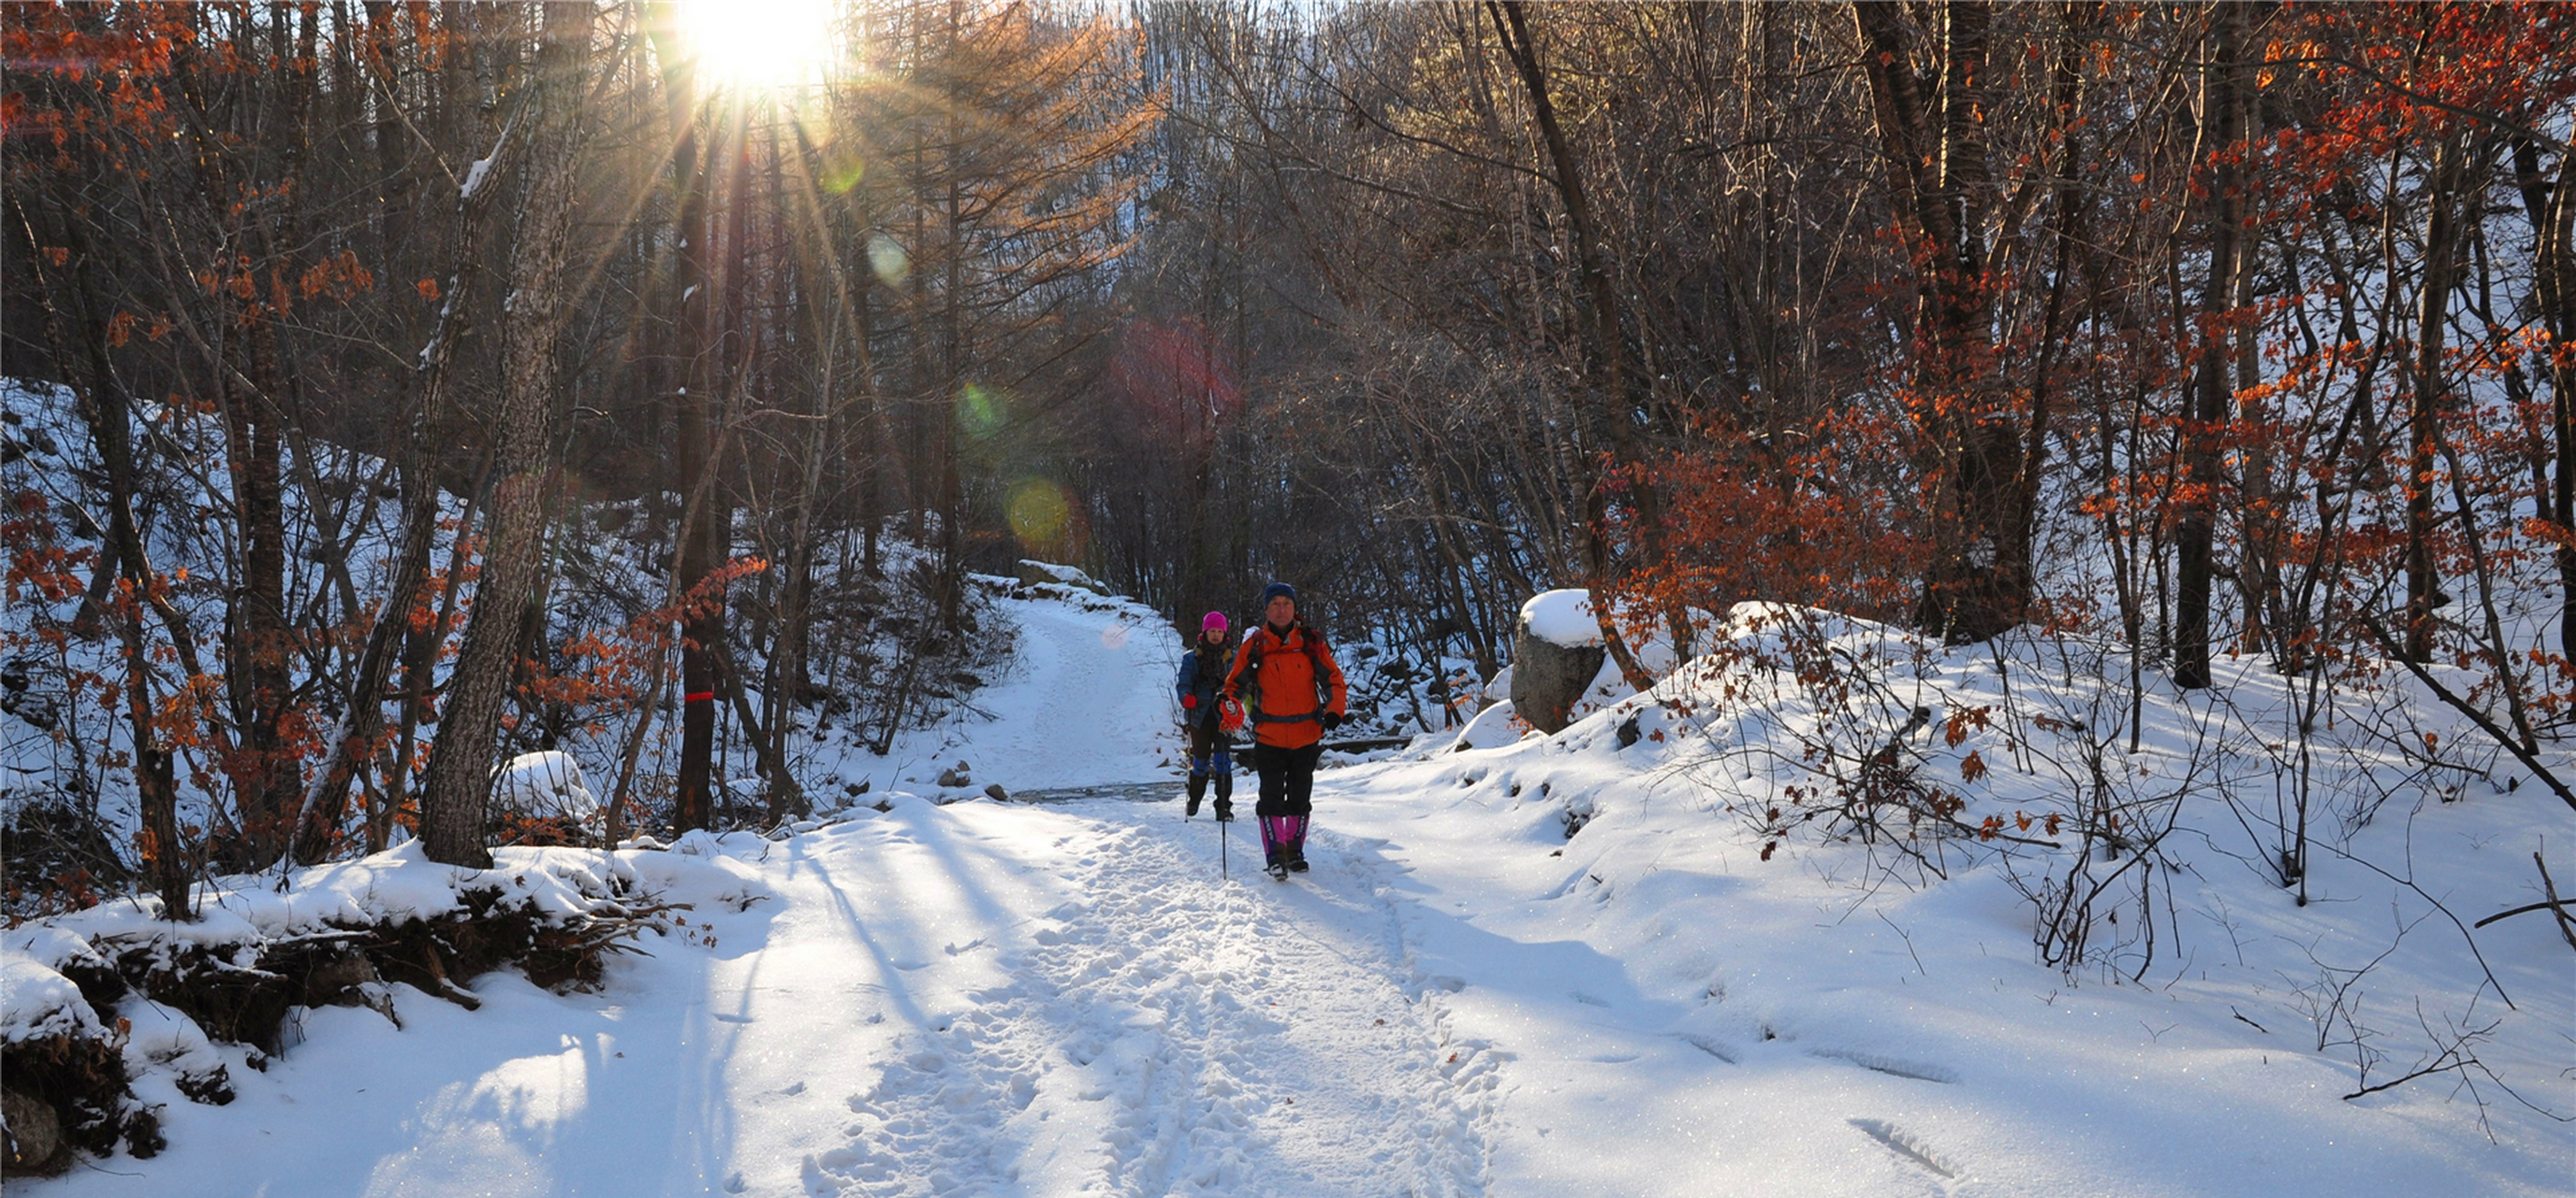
[1320,710,1342,731]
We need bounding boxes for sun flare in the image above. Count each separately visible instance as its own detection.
[673,0,840,90]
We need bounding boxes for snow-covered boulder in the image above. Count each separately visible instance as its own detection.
[3,1085,64,1176]
[490,752,599,825]
[1015,560,1112,597]
[1510,590,1607,734]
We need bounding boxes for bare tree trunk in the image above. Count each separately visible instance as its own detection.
[763,127,821,827]
[386,470,482,849]
[2403,132,2469,662]
[417,0,595,868]
[291,168,509,862]
[2174,1,2249,689]
[217,317,300,867]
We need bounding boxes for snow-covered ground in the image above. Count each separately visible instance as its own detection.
[8,588,2570,1196]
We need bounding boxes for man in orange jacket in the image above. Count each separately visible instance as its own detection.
[1222,581,1347,878]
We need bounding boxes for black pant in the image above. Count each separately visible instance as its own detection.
[1185,721,1234,805]
[1252,741,1323,817]
[1185,721,1233,770]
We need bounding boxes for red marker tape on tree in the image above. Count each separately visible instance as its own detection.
[684,691,716,704]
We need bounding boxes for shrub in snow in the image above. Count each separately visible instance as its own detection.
[0,796,130,915]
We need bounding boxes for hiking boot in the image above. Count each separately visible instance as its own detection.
[1213,799,1234,822]
[1266,860,1290,881]
[1286,848,1310,873]
[1185,794,1202,818]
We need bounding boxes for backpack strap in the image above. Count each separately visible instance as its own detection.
[1299,625,1329,697]
[1246,624,1334,724]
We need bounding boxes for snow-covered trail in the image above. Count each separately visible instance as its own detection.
[862,591,1186,795]
[798,796,1490,1197]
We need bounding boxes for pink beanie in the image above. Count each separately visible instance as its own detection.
[1201,611,1228,633]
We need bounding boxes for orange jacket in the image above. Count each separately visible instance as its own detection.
[1222,622,1347,749]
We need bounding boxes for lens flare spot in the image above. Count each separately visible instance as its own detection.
[959,384,1005,441]
[821,146,865,194]
[1101,623,1131,650]
[869,234,908,286]
[1106,316,1241,438]
[1006,478,1072,554]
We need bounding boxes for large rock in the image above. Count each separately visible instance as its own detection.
[3,1086,63,1176]
[1014,560,1112,596]
[1510,590,1606,735]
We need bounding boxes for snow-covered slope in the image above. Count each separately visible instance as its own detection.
[1322,754,2569,1197]
[1317,605,2572,1197]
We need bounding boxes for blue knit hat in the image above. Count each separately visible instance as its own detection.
[1260,581,1297,607]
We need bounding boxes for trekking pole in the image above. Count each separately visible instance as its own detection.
[1220,815,1229,881]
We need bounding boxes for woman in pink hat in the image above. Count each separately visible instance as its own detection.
[1173,610,1239,820]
